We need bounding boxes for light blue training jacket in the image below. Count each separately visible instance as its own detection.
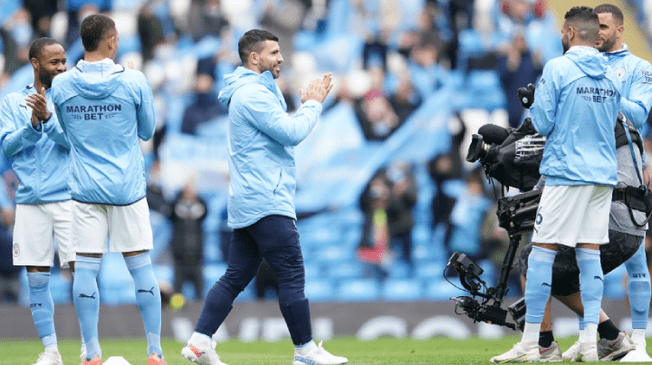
[0,85,70,204]
[531,46,621,186]
[51,59,155,205]
[218,66,322,229]
[603,44,652,130]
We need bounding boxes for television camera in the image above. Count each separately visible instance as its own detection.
[446,116,545,330]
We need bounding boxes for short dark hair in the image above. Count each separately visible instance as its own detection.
[564,6,599,43]
[80,14,116,52]
[237,29,279,65]
[594,3,624,26]
[29,37,59,60]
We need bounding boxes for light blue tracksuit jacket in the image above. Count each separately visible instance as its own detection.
[604,44,652,130]
[218,67,322,229]
[0,85,70,204]
[51,59,155,205]
[531,46,621,186]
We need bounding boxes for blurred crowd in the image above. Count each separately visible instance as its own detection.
[1,0,649,305]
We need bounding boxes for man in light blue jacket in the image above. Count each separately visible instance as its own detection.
[51,14,165,365]
[492,7,621,362]
[0,37,74,365]
[181,29,346,365]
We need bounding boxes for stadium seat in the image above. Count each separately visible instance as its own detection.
[381,278,424,301]
[415,260,446,280]
[335,278,381,302]
[324,260,363,279]
[304,278,336,302]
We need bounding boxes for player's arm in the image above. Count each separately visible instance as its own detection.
[135,73,155,142]
[42,110,70,150]
[0,95,41,157]
[529,63,559,137]
[244,87,321,147]
[619,61,652,129]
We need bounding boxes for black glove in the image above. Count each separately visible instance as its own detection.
[517,83,536,109]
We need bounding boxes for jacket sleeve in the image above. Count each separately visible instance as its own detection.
[42,107,70,150]
[243,87,322,146]
[0,95,41,157]
[620,60,652,129]
[135,73,156,141]
[530,62,559,137]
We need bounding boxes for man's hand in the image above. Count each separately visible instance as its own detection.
[517,83,536,109]
[26,87,51,128]
[300,73,333,104]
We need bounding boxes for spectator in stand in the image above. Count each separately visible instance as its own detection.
[180,59,227,135]
[1,8,36,74]
[389,76,422,125]
[358,170,392,280]
[427,115,466,250]
[496,29,542,128]
[385,161,418,270]
[186,0,230,43]
[407,36,449,100]
[447,167,492,261]
[170,179,208,301]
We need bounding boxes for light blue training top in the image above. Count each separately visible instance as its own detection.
[51,59,155,205]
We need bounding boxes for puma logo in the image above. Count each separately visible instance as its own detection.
[79,292,96,299]
[594,276,604,282]
[541,282,551,287]
[137,287,155,296]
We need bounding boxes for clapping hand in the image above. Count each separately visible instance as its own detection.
[26,87,51,128]
[300,73,334,104]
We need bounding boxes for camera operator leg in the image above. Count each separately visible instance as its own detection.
[621,244,652,362]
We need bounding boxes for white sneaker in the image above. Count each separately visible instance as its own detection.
[33,347,63,365]
[539,341,561,362]
[293,341,348,365]
[597,332,634,361]
[81,345,87,361]
[490,342,539,363]
[181,341,228,365]
[562,341,580,361]
[620,336,652,362]
[573,342,598,362]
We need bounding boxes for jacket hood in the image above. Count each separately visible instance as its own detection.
[70,59,125,99]
[565,46,609,79]
[218,66,280,107]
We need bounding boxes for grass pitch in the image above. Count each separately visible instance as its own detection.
[0,336,647,364]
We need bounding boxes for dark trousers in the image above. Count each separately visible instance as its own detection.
[195,215,312,345]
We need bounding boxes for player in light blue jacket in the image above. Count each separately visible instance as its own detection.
[492,7,621,363]
[50,15,165,365]
[182,29,346,365]
[0,37,78,365]
[218,66,322,228]
[530,46,621,187]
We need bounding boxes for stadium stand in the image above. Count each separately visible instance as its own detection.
[2,0,649,307]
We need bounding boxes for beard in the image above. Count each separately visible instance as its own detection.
[38,68,53,89]
[597,36,616,52]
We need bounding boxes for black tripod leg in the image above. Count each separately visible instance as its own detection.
[493,234,522,302]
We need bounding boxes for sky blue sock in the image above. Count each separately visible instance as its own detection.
[71,272,86,350]
[125,252,162,356]
[576,248,603,325]
[525,246,557,323]
[578,314,586,330]
[625,244,651,329]
[73,256,101,360]
[27,272,57,349]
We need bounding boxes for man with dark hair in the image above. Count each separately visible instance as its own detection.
[181,29,346,365]
[593,9,652,361]
[51,14,166,365]
[0,37,76,365]
[525,4,652,362]
[491,6,621,362]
